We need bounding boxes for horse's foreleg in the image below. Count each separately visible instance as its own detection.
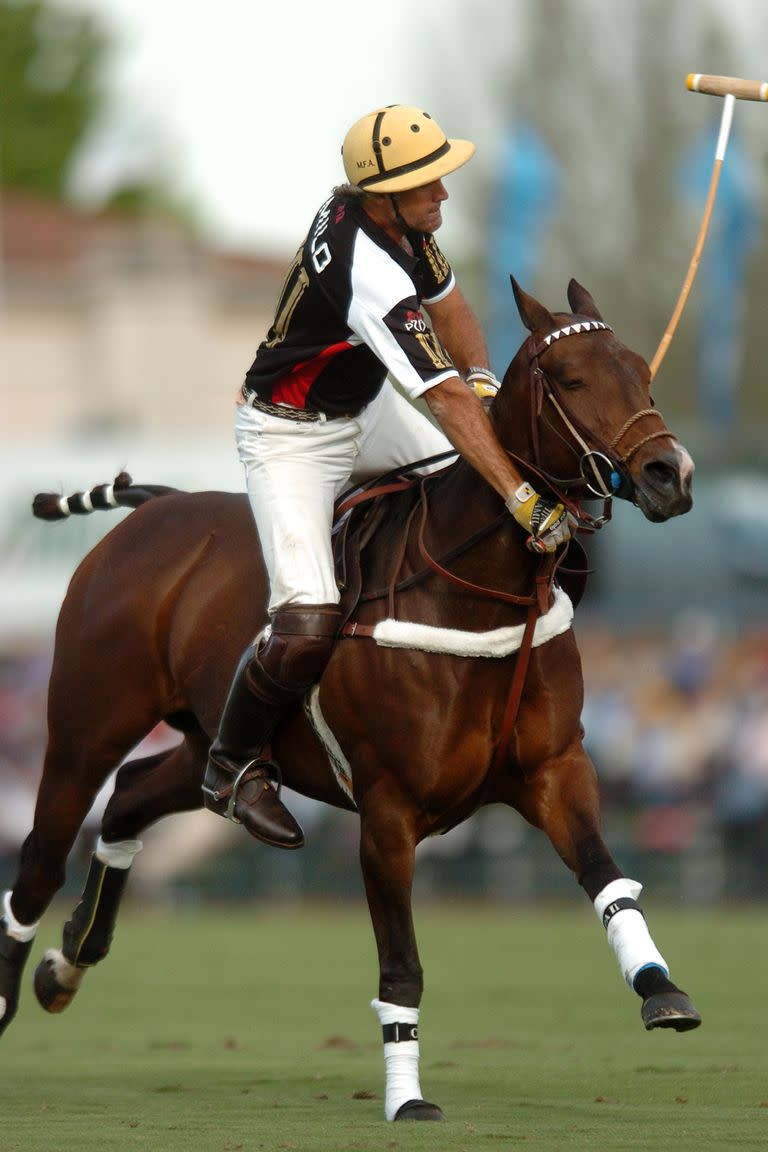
[34,736,206,1016]
[516,746,701,1031]
[359,803,444,1124]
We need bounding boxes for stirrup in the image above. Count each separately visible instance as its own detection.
[203,754,280,825]
[202,752,304,850]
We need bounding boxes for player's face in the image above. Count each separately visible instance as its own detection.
[395,179,449,232]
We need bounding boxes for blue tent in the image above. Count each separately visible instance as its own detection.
[487,121,561,376]
[677,124,760,430]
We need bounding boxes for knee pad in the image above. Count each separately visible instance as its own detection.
[249,604,341,700]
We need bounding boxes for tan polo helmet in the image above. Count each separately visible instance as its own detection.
[341,105,476,193]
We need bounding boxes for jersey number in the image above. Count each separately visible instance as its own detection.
[265,251,310,350]
[414,330,453,372]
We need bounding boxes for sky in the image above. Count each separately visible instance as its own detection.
[66,0,449,257]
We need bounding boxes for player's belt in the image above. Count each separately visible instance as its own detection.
[241,389,325,422]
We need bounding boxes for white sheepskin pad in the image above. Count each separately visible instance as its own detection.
[371,586,573,657]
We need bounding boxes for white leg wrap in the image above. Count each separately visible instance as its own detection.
[95,836,143,869]
[371,998,422,1122]
[593,878,669,989]
[2,890,39,943]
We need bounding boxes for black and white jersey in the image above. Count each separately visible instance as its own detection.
[244,193,458,418]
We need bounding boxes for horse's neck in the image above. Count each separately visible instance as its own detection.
[489,355,533,462]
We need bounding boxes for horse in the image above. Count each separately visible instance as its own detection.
[0,279,700,1122]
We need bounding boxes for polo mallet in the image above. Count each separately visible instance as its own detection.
[649,73,768,381]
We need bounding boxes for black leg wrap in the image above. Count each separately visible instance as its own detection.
[0,920,33,1034]
[382,1021,419,1043]
[62,856,130,967]
[602,896,643,929]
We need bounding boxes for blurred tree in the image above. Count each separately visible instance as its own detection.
[0,0,198,229]
[0,0,106,198]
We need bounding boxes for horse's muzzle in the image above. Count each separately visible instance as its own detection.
[632,443,694,522]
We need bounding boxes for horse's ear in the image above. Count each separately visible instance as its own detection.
[510,276,556,333]
[567,279,604,322]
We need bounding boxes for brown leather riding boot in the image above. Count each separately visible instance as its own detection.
[203,605,341,849]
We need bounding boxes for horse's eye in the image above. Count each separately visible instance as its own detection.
[561,378,584,391]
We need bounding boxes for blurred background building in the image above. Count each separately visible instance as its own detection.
[1,0,767,905]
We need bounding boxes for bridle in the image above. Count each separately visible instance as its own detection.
[525,320,674,514]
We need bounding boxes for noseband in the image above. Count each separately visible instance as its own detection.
[527,321,673,500]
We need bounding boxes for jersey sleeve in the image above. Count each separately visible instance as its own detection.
[418,234,456,304]
[346,230,457,401]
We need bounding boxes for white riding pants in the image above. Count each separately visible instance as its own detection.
[235,381,451,612]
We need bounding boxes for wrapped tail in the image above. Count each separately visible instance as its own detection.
[32,472,178,521]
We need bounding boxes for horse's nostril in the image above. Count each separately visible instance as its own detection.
[643,460,678,490]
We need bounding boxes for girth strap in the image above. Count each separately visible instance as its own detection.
[491,603,540,775]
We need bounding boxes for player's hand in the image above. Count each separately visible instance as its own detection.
[506,482,574,554]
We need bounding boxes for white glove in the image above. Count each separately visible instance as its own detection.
[505,482,574,554]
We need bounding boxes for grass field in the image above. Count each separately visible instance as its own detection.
[0,901,766,1151]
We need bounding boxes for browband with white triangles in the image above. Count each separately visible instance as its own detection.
[531,320,612,359]
[543,321,611,347]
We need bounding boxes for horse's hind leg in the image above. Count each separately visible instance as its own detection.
[33,732,206,1015]
[1,722,133,1036]
[514,742,702,1032]
[0,739,90,1033]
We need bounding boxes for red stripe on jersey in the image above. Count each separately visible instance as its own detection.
[271,340,352,408]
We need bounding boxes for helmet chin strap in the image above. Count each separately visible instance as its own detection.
[389,194,412,235]
[389,194,425,256]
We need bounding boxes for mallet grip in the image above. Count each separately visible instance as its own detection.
[687,73,768,101]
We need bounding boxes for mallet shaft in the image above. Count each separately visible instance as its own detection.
[687,73,768,101]
[650,91,736,380]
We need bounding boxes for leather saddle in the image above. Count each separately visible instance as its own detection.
[330,467,592,635]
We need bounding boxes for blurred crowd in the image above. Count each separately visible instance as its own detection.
[579,613,768,902]
[1,614,767,903]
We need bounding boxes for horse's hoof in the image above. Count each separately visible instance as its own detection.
[393,1099,446,1122]
[642,991,702,1032]
[33,949,85,1014]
